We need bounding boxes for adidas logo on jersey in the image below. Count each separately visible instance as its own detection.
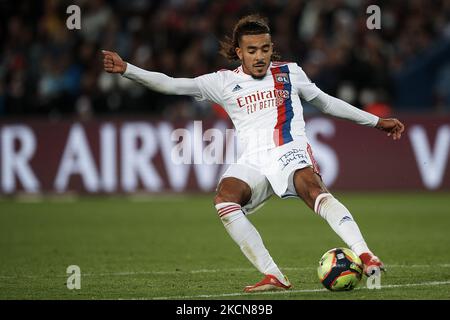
[232,84,242,92]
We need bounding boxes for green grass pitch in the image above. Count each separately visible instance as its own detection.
[0,192,449,300]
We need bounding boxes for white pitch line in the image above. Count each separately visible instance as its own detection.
[150,280,450,300]
[377,281,450,289]
[1,264,449,279]
[390,264,450,268]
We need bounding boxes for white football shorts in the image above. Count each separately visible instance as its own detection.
[218,137,320,214]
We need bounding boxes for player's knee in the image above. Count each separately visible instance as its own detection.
[213,188,250,206]
[213,192,241,206]
[213,178,251,206]
[309,188,326,203]
[213,194,226,205]
[299,187,326,209]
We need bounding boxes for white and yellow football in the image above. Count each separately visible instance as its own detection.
[317,247,363,291]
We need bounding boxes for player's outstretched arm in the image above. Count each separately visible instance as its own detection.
[101,50,201,97]
[309,90,405,140]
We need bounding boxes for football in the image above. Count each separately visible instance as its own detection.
[317,247,363,291]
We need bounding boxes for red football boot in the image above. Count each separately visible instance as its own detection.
[244,274,292,292]
[359,252,386,276]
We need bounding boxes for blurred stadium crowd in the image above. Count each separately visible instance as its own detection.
[1,0,449,120]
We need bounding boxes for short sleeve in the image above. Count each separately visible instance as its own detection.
[194,72,224,105]
[291,63,321,101]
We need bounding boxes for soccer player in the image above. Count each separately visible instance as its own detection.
[102,15,405,292]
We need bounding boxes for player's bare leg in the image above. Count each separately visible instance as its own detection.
[293,167,385,276]
[214,177,291,292]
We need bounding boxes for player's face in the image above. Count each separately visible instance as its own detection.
[236,34,273,79]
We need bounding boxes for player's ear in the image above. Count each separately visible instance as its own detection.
[235,47,243,60]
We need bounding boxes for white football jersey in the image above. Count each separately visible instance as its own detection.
[194,62,321,153]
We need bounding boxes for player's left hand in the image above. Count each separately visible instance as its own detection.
[375,118,405,140]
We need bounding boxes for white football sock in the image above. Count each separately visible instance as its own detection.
[215,202,288,285]
[314,193,370,256]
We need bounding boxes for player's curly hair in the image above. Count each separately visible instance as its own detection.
[220,14,281,62]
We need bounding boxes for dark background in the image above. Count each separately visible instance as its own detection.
[1,0,449,121]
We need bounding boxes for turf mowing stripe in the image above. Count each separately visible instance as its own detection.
[128,195,190,202]
[150,280,450,300]
[71,263,450,276]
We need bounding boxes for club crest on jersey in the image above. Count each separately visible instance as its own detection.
[275,73,289,84]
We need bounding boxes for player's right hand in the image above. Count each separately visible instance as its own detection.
[102,50,127,74]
